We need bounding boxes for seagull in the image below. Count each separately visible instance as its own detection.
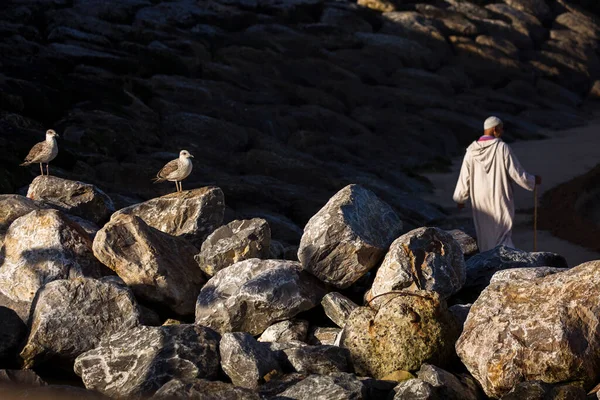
[20,129,59,176]
[153,150,194,192]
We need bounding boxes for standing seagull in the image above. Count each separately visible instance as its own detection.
[20,129,59,176]
[153,150,194,192]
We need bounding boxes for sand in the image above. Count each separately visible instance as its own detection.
[420,113,600,267]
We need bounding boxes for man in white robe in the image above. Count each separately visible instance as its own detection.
[453,116,541,252]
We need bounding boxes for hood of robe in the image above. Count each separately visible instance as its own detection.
[466,138,501,174]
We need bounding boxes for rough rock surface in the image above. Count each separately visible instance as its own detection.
[0,209,110,320]
[113,187,224,247]
[298,184,403,289]
[446,229,478,256]
[74,324,220,399]
[371,227,466,300]
[272,372,367,400]
[391,379,441,399]
[308,327,342,346]
[26,176,114,225]
[280,345,352,375]
[153,379,260,400]
[195,258,326,335]
[501,380,587,400]
[457,261,600,398]
[93,213,205,315]
[195,218,271,276]
[20,277,142,368]
[341,291,459,379]
[321,292,359,328]
[416,364,480,400]
[0,195,42,244]
[258,320,309,343]
[220,332,282,389]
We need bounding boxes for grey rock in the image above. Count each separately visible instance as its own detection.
[272,372,367,400]
[153,379,260,400]
[446,229,478,256]
[74,324,220,399]
[417,364,479,400]
[307,327,341,346]
[20,277,141,368]
[26,176,114,225]
[93,213,205,316]
[371,227,466,300]
[392,379,441,399]
[298,184,402,289]
[258,320,309,343]
[500,380,586,399]
[0,195,42,244]
[220,332,282,389]
[195,218,271,277]
[503,0,551,22]
[196,258,326,335]
[321,292,359,328]
[113,187,224,248]
[281,345,352,375]
[490,267,568,284]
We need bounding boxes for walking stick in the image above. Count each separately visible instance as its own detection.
[533,184,538,252]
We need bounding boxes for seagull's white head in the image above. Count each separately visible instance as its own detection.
[46,129,59,138]
[180,150,194,159]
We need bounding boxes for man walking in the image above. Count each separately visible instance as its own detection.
[453,116,541,252]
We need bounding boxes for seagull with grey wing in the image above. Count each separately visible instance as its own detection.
[20,129,59,176]
[153,150,194,192]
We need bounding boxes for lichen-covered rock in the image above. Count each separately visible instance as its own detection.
[26,176,114,225]
[446,229,478,256]
[258,320,309,343]
[0,195,42,244]
[153,379,260,400]
[74,324,220,399]
[0,308,26,367]
[220,332,282,389]
[272,372,368,400]
[93,213,205,315]
[341,291,459,379]
[371,227,466,300]
[195,258,326,335]
[112,187,224,247]
[463,245,568,292]
[195,218,271,276]
[20,278,142,368]
[298,184,403,289]
[0,209,110,320]
[456,261,600,398]
[321,292,359,328]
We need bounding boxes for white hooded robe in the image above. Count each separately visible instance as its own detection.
[453,138,535,252]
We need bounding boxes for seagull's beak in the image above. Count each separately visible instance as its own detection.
[189,154,194,158]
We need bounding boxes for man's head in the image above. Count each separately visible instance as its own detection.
[483,116,503,138]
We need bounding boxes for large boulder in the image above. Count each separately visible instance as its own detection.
[74,324,220,399]
[93,213,205,315]
[112,187,224,247]
[371,227,466,300]
[196,259,326,335]
[298,184,403,289]
[0,195,42,244]
[0,209,110,320]
[26,176,114,225]
[456,262,600,398]
[20,277,142,368]
[153,379,260,400]
[341,291,459,379]
[195,218,271,277]
[321,292,359,328]
[220,332,282,389]
[272,372,367,400]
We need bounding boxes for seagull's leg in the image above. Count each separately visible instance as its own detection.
[180,181,183,192]
[46,164,50,176]
[39,163,44,175]
[174,181,178,192]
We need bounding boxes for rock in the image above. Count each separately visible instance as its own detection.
[93,213,205,316]
[417,364,480,400]
[589,80,600,100]
[258,320,309,343]
[463,245,568,293]
[341,291,459,378]
[354,33,439,70]
[475,35,519,59]
[485,3,546,45]
[153,379,260,400]
[503,0,551,22]
[446,229,478,256]
[388,68,455,96]
[112,187,224,247]
[298,184,403,289]
[357,0,396,13]
[272,372,367,400]
[415,4,479,37]
[26,176,114,225]
[457,261,600,398]
[20,277,141,369]
[536,79,582,107]
[391,379,441,399]
[555,12,600,40]
[321,292,359,328]
[0,209,110,320]
[380,370,415,382]
[371,227,466,300]
[280,345,352,375]
[195,218,271,277]
[449,304,472,330]
[445,0,493,20]
[220,332,282,390]
[195,258,326,335]
[307,327,341,346]
[502,381,587,399]
[490,267,567,284]
[0,195,42,244]
[74,324,220,399]
[0,308,26,367]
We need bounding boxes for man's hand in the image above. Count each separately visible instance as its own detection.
[535,175,542,185]
[457,203,465,210]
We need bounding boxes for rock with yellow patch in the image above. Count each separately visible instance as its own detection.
[340,290,459,378]
[195,218,271,277]
[371,227,466,300]
[0,209,110,320]
[456,262,600,398]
